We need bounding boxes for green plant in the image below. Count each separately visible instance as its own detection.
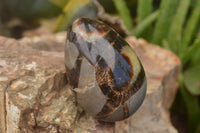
[113,0,200,132]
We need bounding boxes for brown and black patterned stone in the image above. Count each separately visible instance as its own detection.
[65,17,147,122]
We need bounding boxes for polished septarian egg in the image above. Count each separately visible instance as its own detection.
[65,17,147,122]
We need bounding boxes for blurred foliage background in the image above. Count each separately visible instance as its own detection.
[0,0,200,132]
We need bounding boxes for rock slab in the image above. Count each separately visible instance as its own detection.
[0,33,180,133]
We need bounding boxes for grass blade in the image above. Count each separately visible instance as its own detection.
[182,37,200,65]
[179,72,200,132]
[137,0,153,40]
[182,0,200,51]
[152,0,178,45]
[133,11,159,37]
[113,0,134,30]
[137,0,152,21]
[167,0,191,55]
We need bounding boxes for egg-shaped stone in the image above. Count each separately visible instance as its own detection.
[65,17,147,122]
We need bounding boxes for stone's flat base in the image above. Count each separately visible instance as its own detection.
[0,33,180,133]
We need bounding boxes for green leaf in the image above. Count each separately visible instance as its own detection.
[49,0,69,8]
[54,0,97,32]
[137,0,153,40]
[183,64,200,95]
[179,73,200,132]
[113,0,134,30]
[191,47,200,66]
[152,0,178,45]
[137,0,152,21]
[190,30,200,66]
[167,0,191,55]
[182,0,200,54]
[182,37,200,65]
[133,11,159,37]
